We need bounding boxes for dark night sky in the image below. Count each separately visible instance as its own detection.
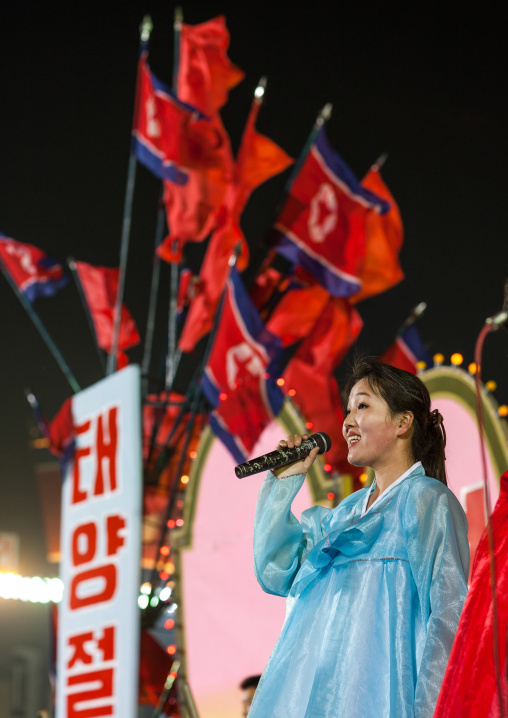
[0,0,507,653]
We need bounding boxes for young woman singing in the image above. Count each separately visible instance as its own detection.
[248,358,469,718]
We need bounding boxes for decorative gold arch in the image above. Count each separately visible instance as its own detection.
[422,366,508,480]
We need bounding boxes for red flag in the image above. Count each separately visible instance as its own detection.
[381,325,433,374]
[0,234,68,301]
[283,298,363,474]
[74,262,140,354]
[381,338,417,374]
[158,16,242,255]
[158,108,235,256]
[285,361,352,474]
[177,100,293,352]
[272,129,390,297]
[350,167,404,304]
[176,269,204,315]
[201,268,283,462]
[47,398,74,459]
[289,297,362,375]
[178,16,244,116]
[234,97,293,213]
[434,472,508,717]
[266,272,329,347]
[133,53,208,183]
[250,265,288,313]
[176,226,240,352]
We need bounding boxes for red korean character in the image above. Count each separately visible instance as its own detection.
[67,668,114,718]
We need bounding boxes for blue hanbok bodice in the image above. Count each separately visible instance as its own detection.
[249,465,469,718]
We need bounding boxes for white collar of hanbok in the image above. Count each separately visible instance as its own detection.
[360,461,423,518]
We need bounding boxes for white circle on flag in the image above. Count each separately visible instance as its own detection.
[226,343,265,389]
[308,182,338,243]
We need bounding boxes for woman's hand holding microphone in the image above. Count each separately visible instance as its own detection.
[273,433,320,478]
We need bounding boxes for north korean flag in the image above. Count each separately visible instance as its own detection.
[272,129,390,297]
[202,268,283,463]
[0,234,68,302]
[381,324,433,374]
[74,261,140,354]
[132,53,207,185]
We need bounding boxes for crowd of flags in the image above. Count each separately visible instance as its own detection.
[0,12,435,713]
[0,13,434,478]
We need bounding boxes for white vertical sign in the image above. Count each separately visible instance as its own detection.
[56,366,142,718]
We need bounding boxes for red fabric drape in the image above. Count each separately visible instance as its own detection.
[434,471,508,716]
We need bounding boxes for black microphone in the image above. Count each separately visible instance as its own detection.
[235,432,332,479]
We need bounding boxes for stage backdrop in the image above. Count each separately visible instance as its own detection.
[173,367,508,718]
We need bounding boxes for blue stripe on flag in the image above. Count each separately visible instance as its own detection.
[201,269,284,415]
[133,137,188,185]
[401,325,433,367]
[229,269,282,359]
[209,412,247,464]
[315,130,391,214]
[229,270,285,416]
[272,230,362,298]
[201,369,221,408]
[24,276,69,303]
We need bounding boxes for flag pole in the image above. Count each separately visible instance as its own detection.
[0,258,81,393]
[285,101,333,192]
[67,258,107,375]
[399,301,427,334]
[151,660,181,718]
[172,6,183,89]
[250,102,333,295]
[141,195,165,396]
[165,5,183,390]
[147,247,241,486]
[108,15,153,375]
[24,387,50,443]
[371,152,388,172]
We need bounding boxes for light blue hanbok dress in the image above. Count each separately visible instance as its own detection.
[249,462,469,718]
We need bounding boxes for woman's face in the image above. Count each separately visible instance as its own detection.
[343,378,403,469]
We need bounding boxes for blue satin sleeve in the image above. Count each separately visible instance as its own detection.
[403,478,470,718]
[253,471,330,597]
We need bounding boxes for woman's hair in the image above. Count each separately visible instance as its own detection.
[344,357,447,485]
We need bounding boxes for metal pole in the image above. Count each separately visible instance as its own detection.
[0,259,81,393]
[141,196,165,395]
[249,102,333,294]
[151,660,180,718]
[107,15,153,375]
[165,6,184,390]
[107,151,137,375]
[284,102,333,192]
